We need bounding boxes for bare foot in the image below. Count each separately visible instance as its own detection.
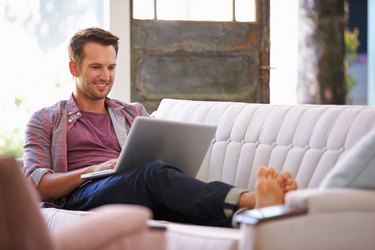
[277,171,298,193]
[255,166,285,208]
[237,167,298,210]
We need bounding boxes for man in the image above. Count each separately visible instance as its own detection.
[24,27,297,227]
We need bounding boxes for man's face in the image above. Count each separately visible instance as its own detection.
[74,42,117,101]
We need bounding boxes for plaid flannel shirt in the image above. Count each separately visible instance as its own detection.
[23,94,149,207]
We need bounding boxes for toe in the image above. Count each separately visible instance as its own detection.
[258,165,267,179]
[267,167,278,179]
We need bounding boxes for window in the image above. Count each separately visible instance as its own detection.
[133,0,256,22]
[0,0,106,157]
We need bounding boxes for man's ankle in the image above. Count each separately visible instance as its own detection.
[238,191,256,209]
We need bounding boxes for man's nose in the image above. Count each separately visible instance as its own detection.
[100,68,110,81]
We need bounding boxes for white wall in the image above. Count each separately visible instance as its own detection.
[269,0,299,104]
[109,0,299,104]
[109,0,131,102]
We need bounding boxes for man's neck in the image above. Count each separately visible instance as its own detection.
[73,94,107,113]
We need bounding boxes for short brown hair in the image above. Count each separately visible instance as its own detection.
[68,27,119,65]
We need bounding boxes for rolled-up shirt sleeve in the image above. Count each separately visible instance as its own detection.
[23,109,55,187]
[30,168,54,186]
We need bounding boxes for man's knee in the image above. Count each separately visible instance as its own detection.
[142,160,181,179]
[142,160,167,175]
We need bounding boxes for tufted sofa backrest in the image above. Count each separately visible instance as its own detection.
[153,99,375,191]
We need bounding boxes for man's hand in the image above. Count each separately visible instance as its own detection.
[89,158,118,173]
[38,158,118,200]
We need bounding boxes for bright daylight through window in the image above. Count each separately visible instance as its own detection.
[133,0,256,22]
[0,0,105,157]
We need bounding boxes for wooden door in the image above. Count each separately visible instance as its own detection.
[131,0,270,112]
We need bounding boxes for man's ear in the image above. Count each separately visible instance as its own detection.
[69,60,80,77]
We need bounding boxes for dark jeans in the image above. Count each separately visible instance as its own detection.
[65,160,234,227]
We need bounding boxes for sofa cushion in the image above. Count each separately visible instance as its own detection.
[320,130,375,189]
[149,220,241,250]
[41,208,90,231]
[155,99,375,190]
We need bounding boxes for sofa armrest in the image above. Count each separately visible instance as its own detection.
[237,188,375,250]
[54,204,165,250]
[235,205,307,226]
[234,188,375,227]
[285,188,375,213]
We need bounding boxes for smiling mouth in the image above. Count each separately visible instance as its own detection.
[95,82,108,87]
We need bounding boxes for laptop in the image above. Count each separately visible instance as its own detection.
[81,116,217,180]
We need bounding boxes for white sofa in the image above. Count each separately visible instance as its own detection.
[43,98,375,250]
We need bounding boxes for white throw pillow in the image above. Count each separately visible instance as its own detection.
[320,130,375,189]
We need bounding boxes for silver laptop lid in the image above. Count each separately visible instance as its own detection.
[115,116,217,177]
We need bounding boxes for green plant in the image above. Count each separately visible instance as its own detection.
[0,127,24,157]
[0,96,27,158]
[344,27,360,103]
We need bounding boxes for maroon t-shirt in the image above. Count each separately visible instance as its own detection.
[67,110,121,171]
